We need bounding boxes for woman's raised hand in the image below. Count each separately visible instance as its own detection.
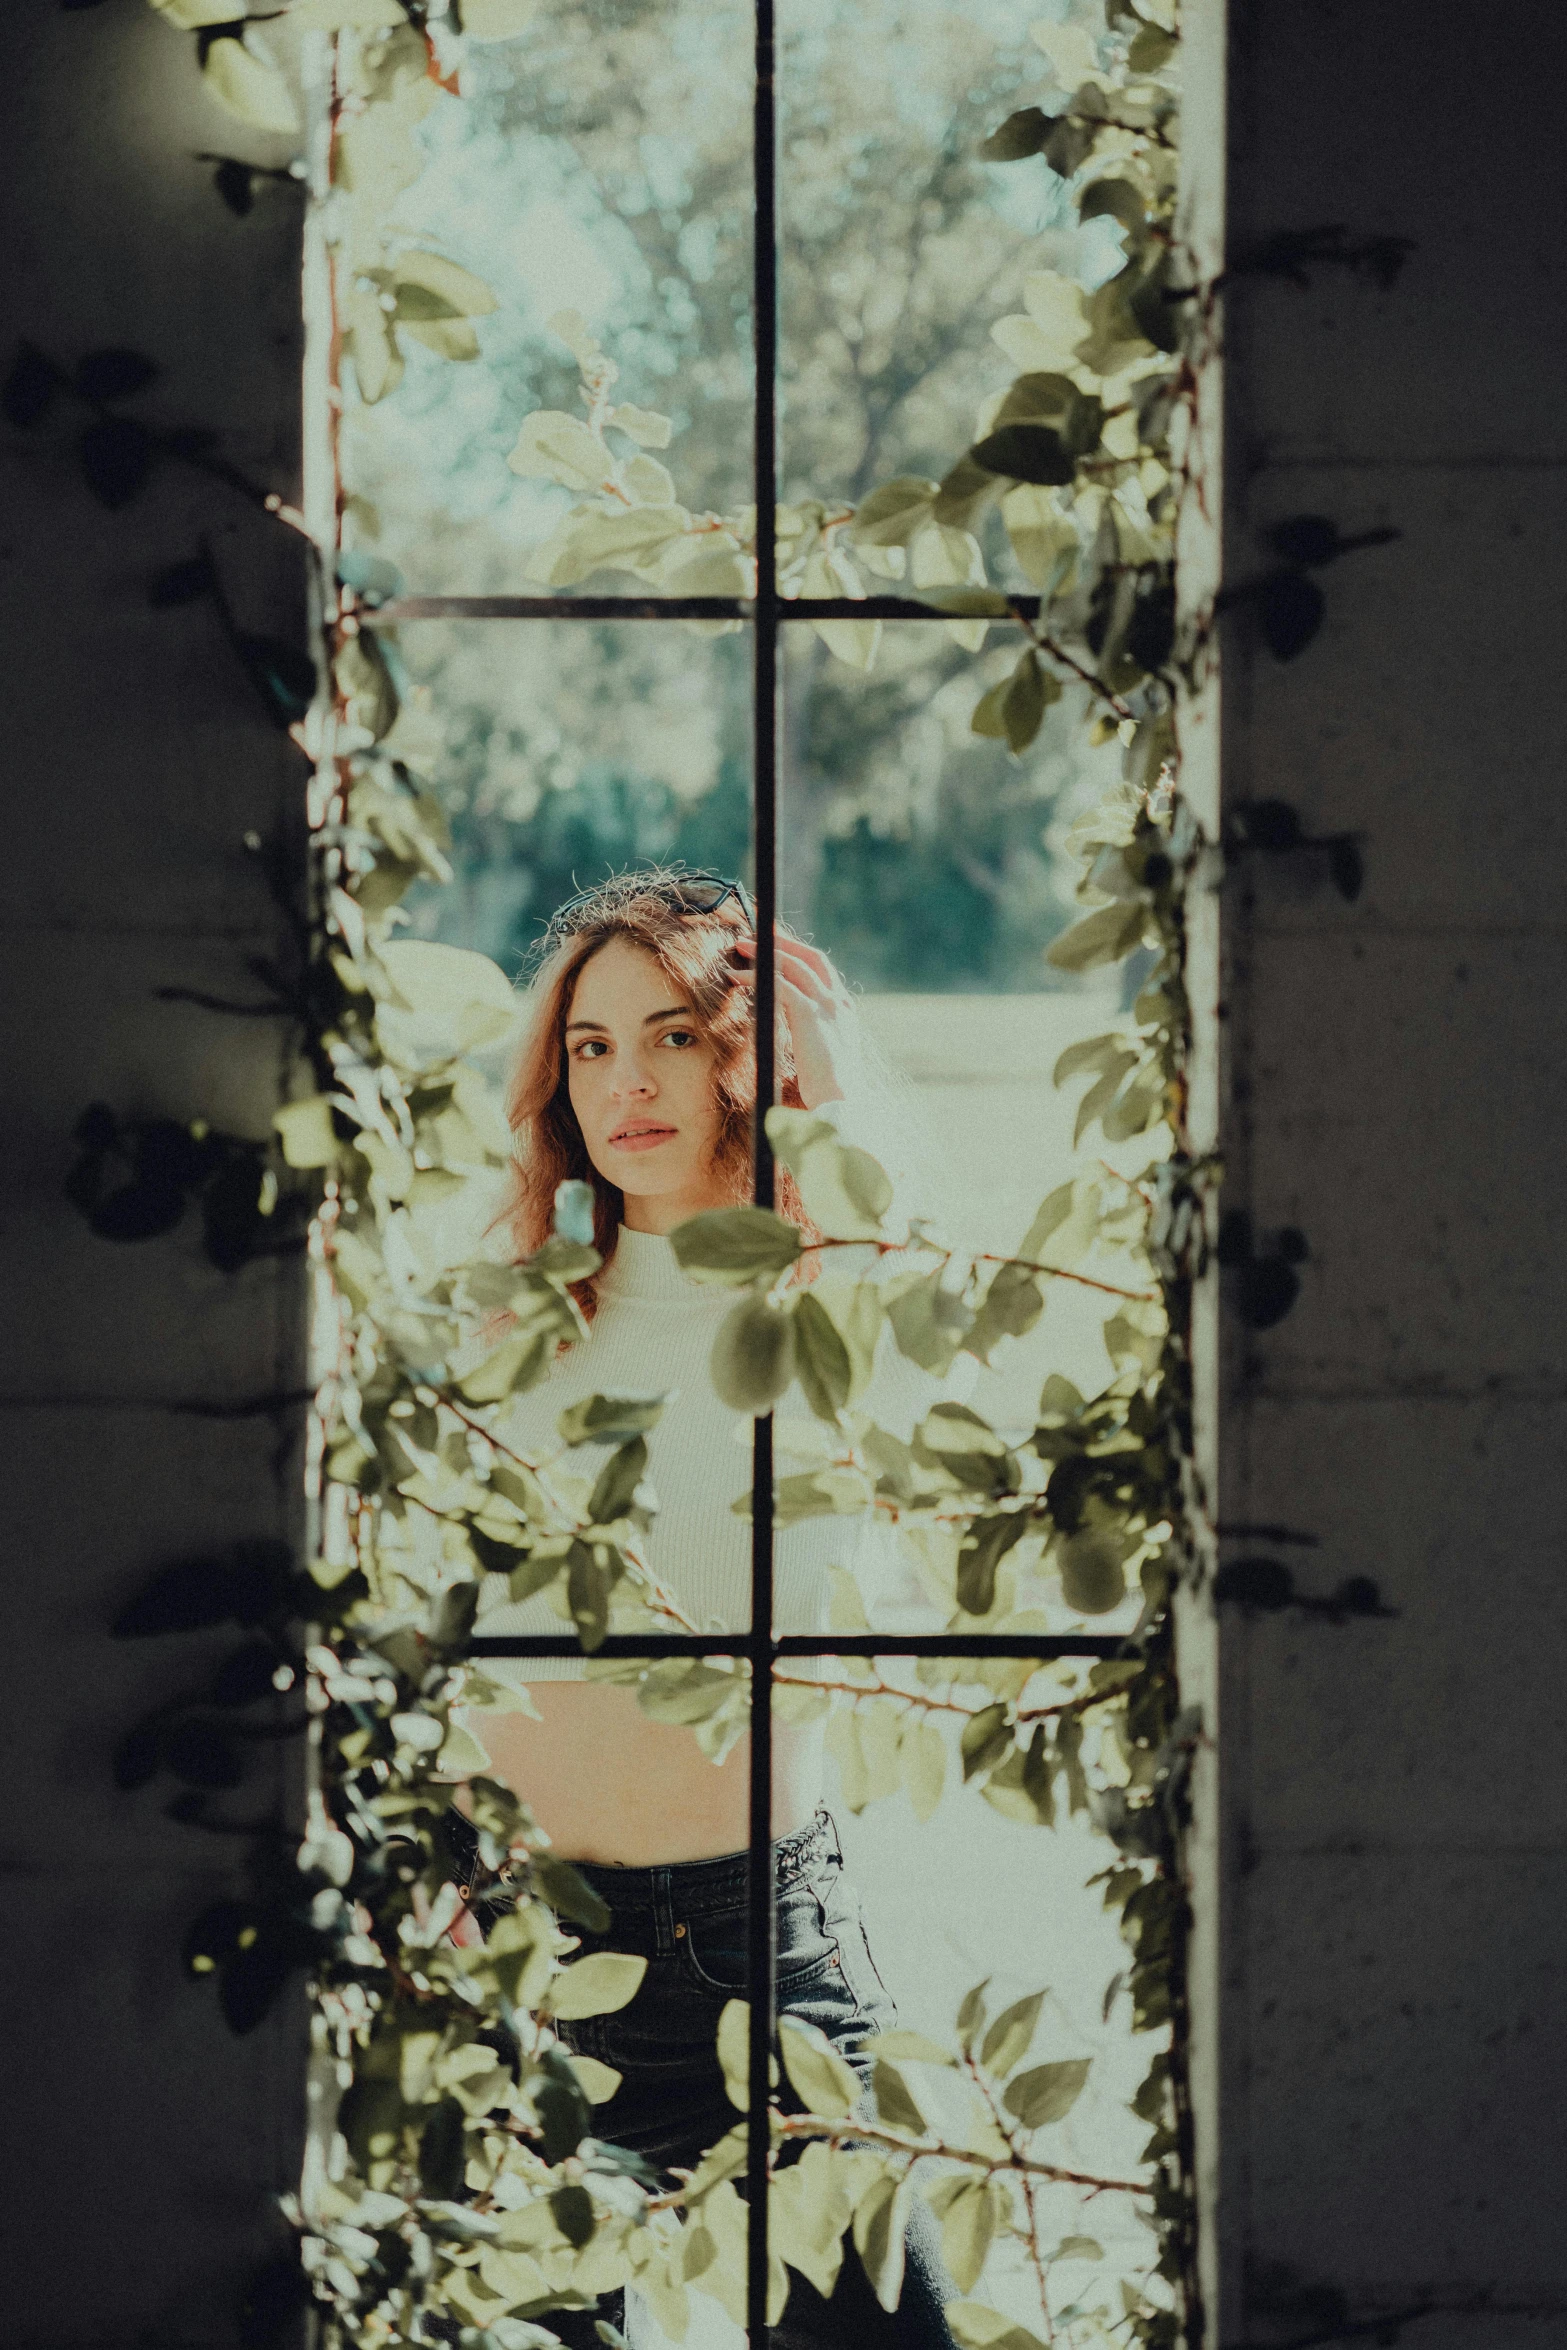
[728,933,856,1111]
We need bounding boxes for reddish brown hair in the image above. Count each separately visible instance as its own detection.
[503,875,814,1312]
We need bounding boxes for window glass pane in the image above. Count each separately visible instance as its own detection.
[822,1663,1157,2312]
[782,619,1149,1633]
[778,0,1111,517]
[340,0,753,594]
[381,619,751,960]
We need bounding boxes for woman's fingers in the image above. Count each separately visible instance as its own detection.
[729,934,845,1010]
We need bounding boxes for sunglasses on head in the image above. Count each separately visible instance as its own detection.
[550,870,756,932]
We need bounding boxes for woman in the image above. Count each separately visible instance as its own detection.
[470,870,954,2350]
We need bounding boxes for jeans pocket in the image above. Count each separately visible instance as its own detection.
[680,1878,840,1998]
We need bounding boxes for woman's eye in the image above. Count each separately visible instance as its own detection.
[661,1029,698,1049]
[575,1039,608,1060]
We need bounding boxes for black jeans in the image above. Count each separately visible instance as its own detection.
[553,1808,954,2350]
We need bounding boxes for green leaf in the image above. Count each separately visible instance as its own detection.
[946,2302,1049,2350]
[940,2178,998,2294]
[786,1130,894,1239]
[759,1467,871,1525]
[871,2057,926,2135]
[1079,176,1145,235]
[1044,117,1097,176]
[918,584,1011,618]
[566,1540,618,1651]
[971,424,1075,487]
[607,402,673,448]
[980,1989,1045,2076]
[1003,2057,1091,2128]
[532,1854,610,1933]
[1019,1181,1076,1261]
[887,1269,973,1375]
[853,2170,911,2313]
[710,1294,798,1414]
[545,1951,648,2021]
[1073,1050,1141,1146]
[1053,1032,1132,1086]
[780,2018,861,2120]
[273,1096,338,1170]
[956,1513,1029,1616]
[932,454,1004,534]
[979,106,1052,160]
[1055,2234,1104,2260]
[971,648,1061,755]
[550,2182,595,2247]
[586,1436,649,1525]
[717,1998,752,2111]
[848,476,939,547]
[1046,899,1151,972]
[528,1233,600,1284]
[458,1328,556,1404]
[956,1981,990,2054]
[965,1261,1045,1364]
[769,2141,852,2300]
[201,31,300,135]
[506,410,608,493]
[670,1206,803,1286]
[915,1402,1018,1498]
[1058,1531,1128,1615]
[793,1291,853,1421]
[961,1703,1012,1782]
[1128,22,1177,69]
[418,2098,467,2200]
[557,1392,665,1447]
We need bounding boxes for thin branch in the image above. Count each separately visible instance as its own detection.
[770,1666,1122,1730]
[777,2109,1149,2197]
[804,1232,1158,1303]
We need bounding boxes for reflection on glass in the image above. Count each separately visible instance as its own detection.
[386,620,751,962]
[339,0,752,593]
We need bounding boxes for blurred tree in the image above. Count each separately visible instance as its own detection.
[362,0,1116,986]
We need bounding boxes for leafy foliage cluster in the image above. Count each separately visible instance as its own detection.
[95,0,1212,2345]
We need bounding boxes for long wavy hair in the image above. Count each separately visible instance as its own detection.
[503,872,815,1314]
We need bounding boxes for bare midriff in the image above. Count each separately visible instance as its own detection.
[472,1682,826,1866]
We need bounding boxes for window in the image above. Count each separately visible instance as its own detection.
[307,4,1183,2340]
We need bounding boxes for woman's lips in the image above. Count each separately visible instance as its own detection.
[609,1124,676,1153]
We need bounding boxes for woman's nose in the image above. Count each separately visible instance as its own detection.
[612,1056,656,1099]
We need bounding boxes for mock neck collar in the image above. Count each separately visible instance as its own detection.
[597,1223,710,1304]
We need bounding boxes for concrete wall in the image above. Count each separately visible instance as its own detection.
[0,5,306,2342]
[1212,4,1567,2342]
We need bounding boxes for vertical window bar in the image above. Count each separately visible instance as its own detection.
[746,0,780,2338]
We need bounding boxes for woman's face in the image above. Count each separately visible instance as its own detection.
[564,937,730,1233]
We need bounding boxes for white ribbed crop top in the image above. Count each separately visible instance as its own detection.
[474,1225,943,1680]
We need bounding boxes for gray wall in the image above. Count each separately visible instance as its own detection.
[1213,3,1567,2342]
[0,5,306,2342]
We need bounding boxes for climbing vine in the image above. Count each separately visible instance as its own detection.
[38,0,1236,2343]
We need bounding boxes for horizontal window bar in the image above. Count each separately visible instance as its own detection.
[466,1632,1130,1660]
[371,594,1042,624]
